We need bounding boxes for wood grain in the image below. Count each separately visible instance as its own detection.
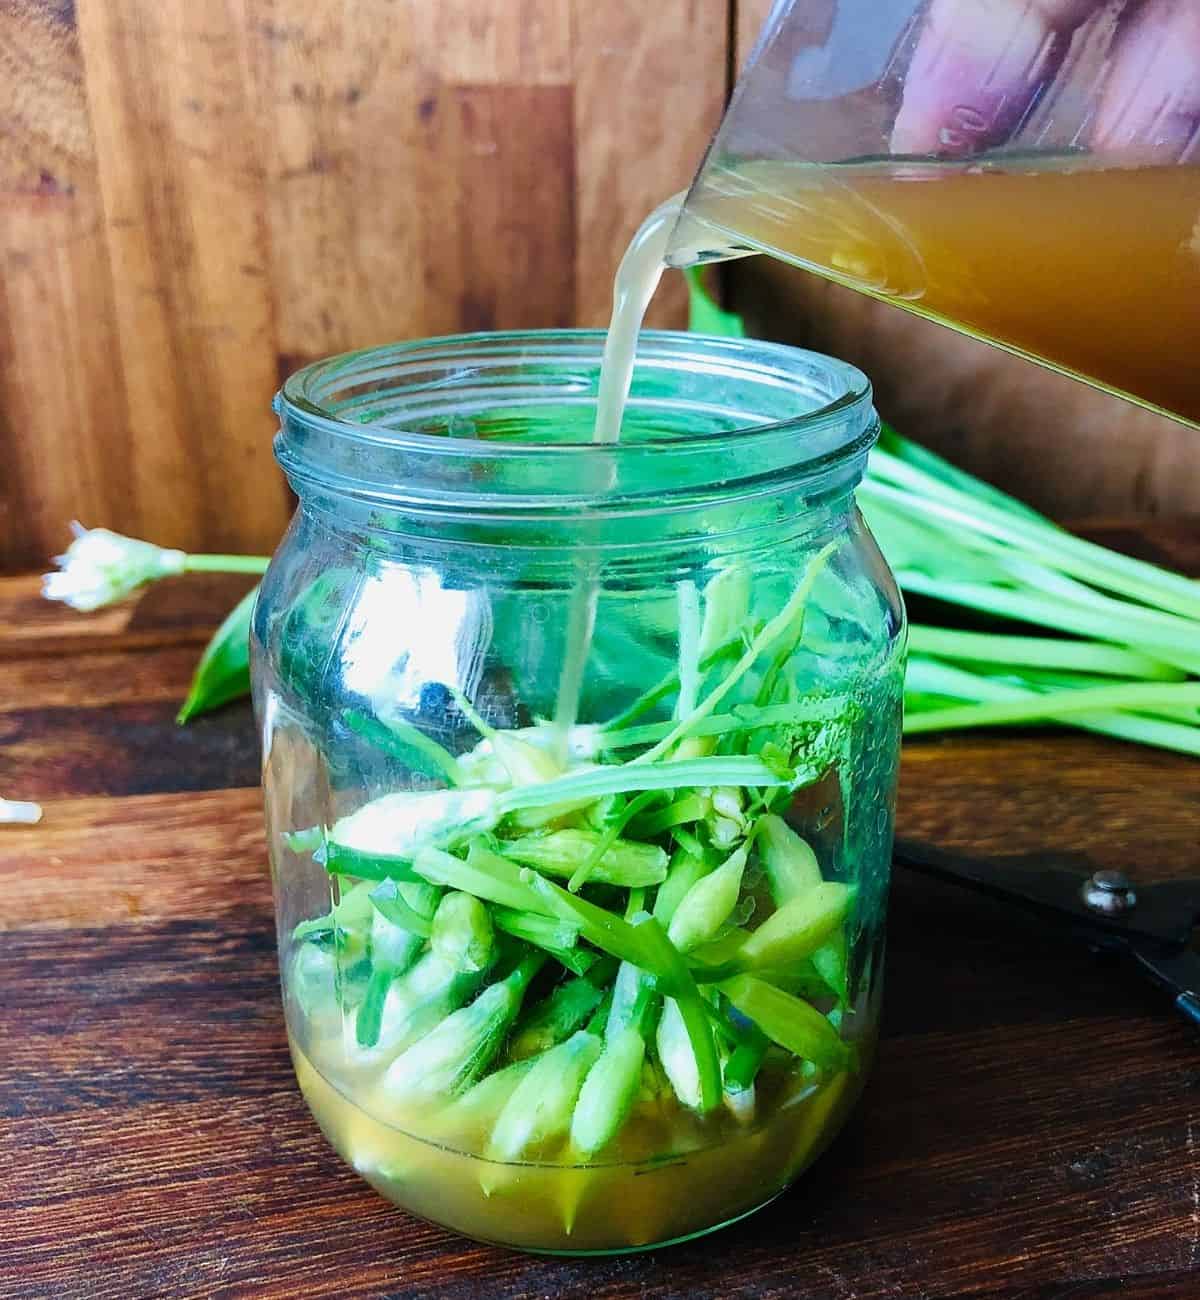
[571,0,728,330]
[0,2,128,564]
[1,0,728,573]
[1,520,1198,1298]
[0,571,257,659]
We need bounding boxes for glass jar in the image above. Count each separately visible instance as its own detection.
[253,330,905,1254]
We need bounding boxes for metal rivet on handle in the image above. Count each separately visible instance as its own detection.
[1081,869,1137,917]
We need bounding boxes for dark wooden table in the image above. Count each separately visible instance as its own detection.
[3,522,1199,1299]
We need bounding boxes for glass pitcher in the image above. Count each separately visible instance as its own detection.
[667,0,1200,427]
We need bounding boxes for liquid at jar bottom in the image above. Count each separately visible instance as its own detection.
[289,1030,871,1253]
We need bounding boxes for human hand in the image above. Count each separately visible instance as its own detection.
[892,0,1200,163]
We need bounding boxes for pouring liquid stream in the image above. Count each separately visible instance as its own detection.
[553,194,703,738]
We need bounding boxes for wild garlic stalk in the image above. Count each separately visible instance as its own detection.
[42,522,267,612]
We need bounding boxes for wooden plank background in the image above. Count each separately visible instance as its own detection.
[4,0,1196,575]
[0,0,727,572]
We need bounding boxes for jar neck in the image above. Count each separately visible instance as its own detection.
[275,330,878,555]
[295,477,863,580]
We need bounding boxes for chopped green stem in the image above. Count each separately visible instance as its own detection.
[491,907,580,954]
[448,685,498,741]
[370,879,435,937]
[415,844,551,915]
[753,621,806,711]
[522,871,675,978]
[320,843,423,883]
[599,700,840,751]
[626,793,710,840]
[495,755,788,818]
[553,577,599,756]
[634,915,722,1112]
[635,541,839,764]
[719,974,850,1072]
[355,965,396,1048]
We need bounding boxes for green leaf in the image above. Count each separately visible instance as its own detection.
[176,585,258,723]
[521,871,679,981]
[633,914,723,1112]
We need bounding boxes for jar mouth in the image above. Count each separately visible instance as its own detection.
[275,329,877,519]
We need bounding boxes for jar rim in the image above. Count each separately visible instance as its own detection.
[274,329,877,518]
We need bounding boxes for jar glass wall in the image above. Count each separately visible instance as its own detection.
[253,330,906,1253]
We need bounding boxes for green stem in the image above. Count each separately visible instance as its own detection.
[864,456,1200,620]
[495,755,788,818]
[601,638,743,733]
[182,554,270,574]
[906,625,1183,681]
[553,576,599,756]
[599,700,840,751]
[905,656,1200,755]
[635,541,839,765]
[905,682,1200,732]
[447,686,497,741]
[676,580,701,720]
[896,572,1200,674]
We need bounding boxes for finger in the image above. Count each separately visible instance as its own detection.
[1094,0,1200,162]
[892,0,1101,156]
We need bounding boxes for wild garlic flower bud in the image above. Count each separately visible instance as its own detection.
[42,522,185,611]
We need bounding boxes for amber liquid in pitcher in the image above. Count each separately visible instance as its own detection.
[676,160,1200,427]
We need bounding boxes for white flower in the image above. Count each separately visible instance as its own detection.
[42,522,186,611]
